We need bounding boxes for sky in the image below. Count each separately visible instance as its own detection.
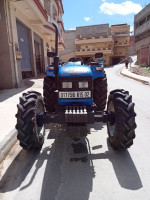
[62,0,150,33]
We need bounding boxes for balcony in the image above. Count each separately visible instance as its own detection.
[58,41,65,50]
[75,36,113,45]
[114,42,129,46]
[75,48,113,56]
[57,19,65,31]
[134,20,150,36]
[114,52,126,56]
[112,31,130,36]
[44,15,64,50]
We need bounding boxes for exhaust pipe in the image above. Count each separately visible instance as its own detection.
[52,23,59,79]
[52,23,58,56]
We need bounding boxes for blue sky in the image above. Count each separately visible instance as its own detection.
[62,0,150,33]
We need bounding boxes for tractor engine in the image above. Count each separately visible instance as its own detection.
[57,62,93,106]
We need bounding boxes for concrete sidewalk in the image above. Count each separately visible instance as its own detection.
[0,76,44,163]
[120,55,150,85]
[0,67,150,164]
[121,68,150,85]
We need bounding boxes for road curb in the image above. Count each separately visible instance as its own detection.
[0,129,17,164]
[120,69,150,85]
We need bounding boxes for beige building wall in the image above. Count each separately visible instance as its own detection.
[0,0,18,89]
[126,35,136,57]
[75,24,113,66]
[110,24,130,64]
[60,23,130,66]
[0,0,64,89]
[59,30,76,62]
[134,3,150,66]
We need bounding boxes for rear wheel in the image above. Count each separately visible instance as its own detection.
[107,89,136,150]
[43,76,57,112]
[93,73,107,111]
[15,91,45,150]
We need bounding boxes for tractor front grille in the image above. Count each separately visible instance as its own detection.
[58,76,93,91]
[65,106,88,123]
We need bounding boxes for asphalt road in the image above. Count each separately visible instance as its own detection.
[0,63,150,200]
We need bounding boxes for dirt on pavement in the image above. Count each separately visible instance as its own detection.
[129,66,150,78]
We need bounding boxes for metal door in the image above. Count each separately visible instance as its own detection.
[16,20,32,72]
[140,47,149,65]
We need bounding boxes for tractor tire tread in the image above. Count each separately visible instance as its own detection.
[93,73,107,111]
[107,89,136,150]
[15,91,44,150]
[43,76,57,112]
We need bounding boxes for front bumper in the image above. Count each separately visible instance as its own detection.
[37,106,113,125]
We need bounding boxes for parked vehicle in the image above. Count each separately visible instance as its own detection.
[15,24,136,151]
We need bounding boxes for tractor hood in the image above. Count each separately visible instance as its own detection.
[58,62,92,77]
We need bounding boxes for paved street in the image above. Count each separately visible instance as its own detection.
[0,77,43,142]
[0,63,150,200]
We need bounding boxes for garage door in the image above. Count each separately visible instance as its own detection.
[140,47,149,66]
[16,20,32,71]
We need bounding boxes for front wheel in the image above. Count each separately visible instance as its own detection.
[15,91,45,150]
[107,89,136,150]
[93,73,107,111]
[43,76,57,112]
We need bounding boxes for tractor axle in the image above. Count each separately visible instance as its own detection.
[37,106,114,125]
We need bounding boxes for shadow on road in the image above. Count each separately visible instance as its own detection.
[90,139,143,190]
[0,81,34,102]
[0,123,142,199]
[0,75,44,102]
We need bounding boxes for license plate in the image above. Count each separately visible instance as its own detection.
[59,91,91,98]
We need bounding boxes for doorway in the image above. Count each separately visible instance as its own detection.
[16,20,32,78]
[34,33,44,76]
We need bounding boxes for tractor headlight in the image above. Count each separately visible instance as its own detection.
[79,82,88,88]
[62,82,72,88]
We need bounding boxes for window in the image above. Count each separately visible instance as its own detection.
[147,14,150,21]
[139,17,146,26]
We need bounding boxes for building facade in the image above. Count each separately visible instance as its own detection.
[59,30,76,62]
[127,35,136,57]
[60,23,130,66]
[134,3,150,66]
[110,24,130,65]
[0,0,64,89]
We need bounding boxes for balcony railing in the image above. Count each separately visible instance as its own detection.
[114,31,130,36]
[75,48,113,55]
[75,36,113,44]
[76,47,113,51]
[114,52,126,56]
[114,42,129,46]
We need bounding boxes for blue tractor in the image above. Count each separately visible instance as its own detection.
[15,24,136,151]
